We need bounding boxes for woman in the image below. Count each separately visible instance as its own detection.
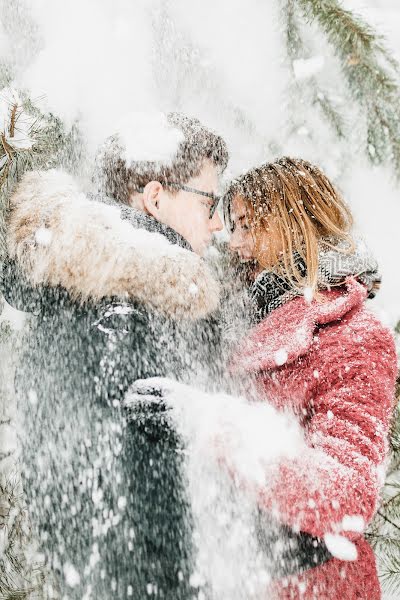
[223,157,397,599]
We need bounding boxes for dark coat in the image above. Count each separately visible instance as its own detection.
[2,169,222,599]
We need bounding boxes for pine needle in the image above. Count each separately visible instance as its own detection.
[298,0,400,177]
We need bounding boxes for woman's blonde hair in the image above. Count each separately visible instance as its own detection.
[224,157,354,292]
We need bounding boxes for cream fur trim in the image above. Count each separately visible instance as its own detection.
[7,170,220,320]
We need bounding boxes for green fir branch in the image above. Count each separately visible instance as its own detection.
[379,546,400,597]
[366,527,400,595]
[297,0,400,177]
[0,90,82,265]
[285,0,306,59]
[0,477,45,599]
[377,509,400,534]
[283,1,349,145]
[368,387,400,594]
[389,398,400,457]
[297,0,391,65]
[313,90,346,138]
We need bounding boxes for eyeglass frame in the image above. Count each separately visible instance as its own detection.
[137,182,221,219]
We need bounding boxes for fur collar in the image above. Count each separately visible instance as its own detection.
[232,278,368,372]
[6,169,220,320]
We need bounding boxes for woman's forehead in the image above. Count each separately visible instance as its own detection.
[231,195,249,214]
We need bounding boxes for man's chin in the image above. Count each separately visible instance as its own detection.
[194,239,211,256]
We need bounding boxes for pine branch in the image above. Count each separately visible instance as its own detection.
[381,491,400,516]
[0,89,83,265]
[377,509,400,534]
[297,0,400,177]
[313,91,346,138]
[285,0,305,59]
[366,533,400,546]
[365,527,400,595]
[298,0,390,64]
[282,1,350,146]
[379,547,400,597]
[0,475,45,599]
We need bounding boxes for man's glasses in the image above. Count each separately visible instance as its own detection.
[165,183,221,219]
[138,183,221,219]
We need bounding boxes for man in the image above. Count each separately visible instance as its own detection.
[2,113,228,599]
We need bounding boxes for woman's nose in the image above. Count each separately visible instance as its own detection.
[229,229,241,250]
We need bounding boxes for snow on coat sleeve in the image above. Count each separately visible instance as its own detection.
[6,169,219,320]
[256,310,397,539]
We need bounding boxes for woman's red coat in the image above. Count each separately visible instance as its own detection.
[231,278,398,599]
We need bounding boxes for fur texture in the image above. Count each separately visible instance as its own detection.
[7,169,220,320]
[231,278,398,599]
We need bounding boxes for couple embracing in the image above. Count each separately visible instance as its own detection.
[2,113,397,599]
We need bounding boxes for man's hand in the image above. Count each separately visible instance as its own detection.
[123,378,192,444]
[124,377,190,409]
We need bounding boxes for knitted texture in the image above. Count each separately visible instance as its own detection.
[250,238,381,321]
[231,278,397,599]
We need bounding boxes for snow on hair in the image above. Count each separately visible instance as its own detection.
[96,112,229,204]
[224,157,354,292]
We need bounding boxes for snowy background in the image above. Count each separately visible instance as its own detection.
[342,0,400,326]
[0,1,399,598]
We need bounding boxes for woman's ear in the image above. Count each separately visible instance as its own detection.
[142,181,163,218]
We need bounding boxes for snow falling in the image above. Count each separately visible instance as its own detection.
[0,0,399,599]
[1,0,396,321]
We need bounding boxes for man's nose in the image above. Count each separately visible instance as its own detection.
[210,211,223,233]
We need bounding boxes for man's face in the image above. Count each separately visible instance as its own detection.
[142,160,223,255]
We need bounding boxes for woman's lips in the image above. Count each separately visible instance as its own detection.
[238,255,253,262]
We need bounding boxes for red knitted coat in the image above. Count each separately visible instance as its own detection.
[231,278,397,599]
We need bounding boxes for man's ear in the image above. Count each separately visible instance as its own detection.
[142,181,163,218]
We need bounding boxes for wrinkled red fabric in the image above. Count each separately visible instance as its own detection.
[231,278,397,599]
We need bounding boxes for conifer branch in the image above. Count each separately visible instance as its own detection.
[0,89,82,266]
[297,0,400,177]
[313,91,346,139]
[377,510,400,534]
[283,1,349,143]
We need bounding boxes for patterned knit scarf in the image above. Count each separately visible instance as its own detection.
[250,238,381,322]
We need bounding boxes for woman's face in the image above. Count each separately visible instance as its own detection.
[228,195,283,272]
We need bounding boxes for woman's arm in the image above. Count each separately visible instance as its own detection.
[257,318,397,539]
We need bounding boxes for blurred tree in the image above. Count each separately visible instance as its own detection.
[283,0,400,178]
[365,326,400,596]
[0,75,79,600]
[0,309,47,600]
[282,6,400,590]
